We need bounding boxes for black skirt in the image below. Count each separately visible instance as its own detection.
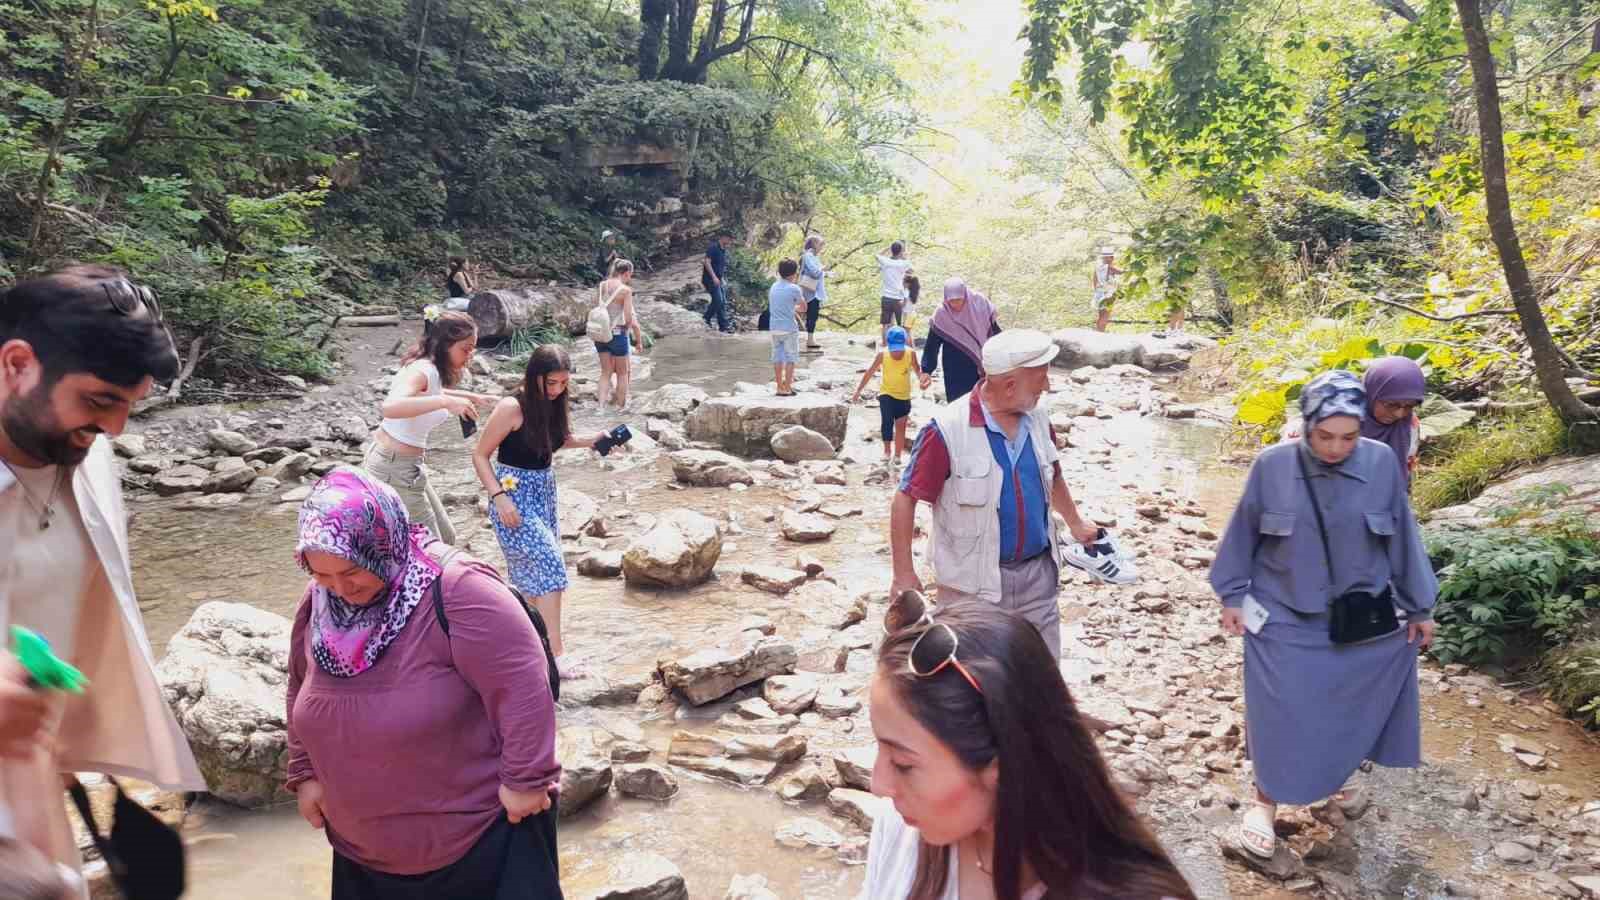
[331,811,562,900]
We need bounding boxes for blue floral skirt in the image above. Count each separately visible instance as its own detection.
[490,463,568,597]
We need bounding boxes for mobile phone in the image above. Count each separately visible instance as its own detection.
[461,416,478,439]
[595,424,633,457]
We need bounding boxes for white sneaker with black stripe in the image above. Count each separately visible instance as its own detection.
[1062,528,1138,585]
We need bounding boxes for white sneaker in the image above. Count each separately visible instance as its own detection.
[1061,528,1139,585]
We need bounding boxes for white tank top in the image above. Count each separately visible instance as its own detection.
[379,360,448,449]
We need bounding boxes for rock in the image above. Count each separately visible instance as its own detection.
[1498,732,1547,757]
[155,603,291,807]
[741,566,809,595]
[727,732,807,763]
[615,764,679,801]
[280,486,313,504]
[329,415,371,444]
[777,764,833,802]
[639,384,710,420]
[1430,455,1600,528]
[770,425,837,462]
[659,636,797,705]
[152,464,209,496]
[764,673,821,715]
[723,874,780,900]
[685,394,849,458]
[833,745,876,790]
[1452,788,1480,811]
[795,553,826,578]
[559,488,600,537]
[645,417,688,450]
[781,510,836,542]
[1217,828,1306,880]
[826,788,884,831]
[578,550,624,578]
[622,510,722,588]
[262,452,314,481]
[611,741,652,763]
[1494,840,1537,864]
[559,672,657,709]
[557,728,616,818]
[667,748,781,786]
[815,684,863,718]
[1513,779,1543,800]
[243,447,292,464]
[670,450,754,487]
[1570,876,1600,897]
[581,853,688,900]
[207,429,258,456]
[201,464,257,494]
[128,454,169,475]
[1051,329,1145,369]
[774,817,844,850]
[112,434,149,458]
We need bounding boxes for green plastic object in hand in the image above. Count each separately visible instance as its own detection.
[10,625,88,693]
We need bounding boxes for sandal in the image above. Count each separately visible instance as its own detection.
[1238,801,1277,859]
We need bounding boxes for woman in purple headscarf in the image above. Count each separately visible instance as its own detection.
[284,467,564,900]
[1362,356,1427,486]
[920,277,1001,401]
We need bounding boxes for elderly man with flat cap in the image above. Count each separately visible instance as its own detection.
[890,329,1100,658]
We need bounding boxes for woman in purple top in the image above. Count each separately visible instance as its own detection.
[1211,371,1438,860]
[1362,356,1427,487]
[920,278,1001,402]
[285,467,563,900]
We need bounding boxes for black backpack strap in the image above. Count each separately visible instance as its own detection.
[431,548,464,636]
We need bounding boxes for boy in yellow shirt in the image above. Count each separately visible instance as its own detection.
[850,326,930,469]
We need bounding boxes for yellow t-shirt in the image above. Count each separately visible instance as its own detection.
[880,350,914,401]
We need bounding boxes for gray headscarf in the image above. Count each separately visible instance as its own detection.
[1299,371,1366,425]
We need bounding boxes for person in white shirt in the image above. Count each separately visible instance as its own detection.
[0,266,206,899]
[863,596,1195,900]
[1090,247,1122,333]
[877,242,915,344]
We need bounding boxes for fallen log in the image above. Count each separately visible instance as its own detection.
[341,315,402,327]
[469,289,546,339]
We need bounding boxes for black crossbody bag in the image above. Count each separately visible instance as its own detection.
[66,776,185,900]
[1297,451,1400,644]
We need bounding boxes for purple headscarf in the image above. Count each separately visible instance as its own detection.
[1362,356,1426,480]
[929,278,998,370]
[295,466,443,677]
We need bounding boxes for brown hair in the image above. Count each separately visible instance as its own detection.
[778,258,799,279]
[402,310,476,388]
[905,273,921,305]
[608,258,634,278]
[0,838,69,900]
[515,344,572,458]
[878,600,1196,900]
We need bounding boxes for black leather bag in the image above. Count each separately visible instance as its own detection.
[66,776,186,900]
[1297,451,1400,644]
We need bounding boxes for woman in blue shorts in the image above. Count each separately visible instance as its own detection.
[594,259,643,409]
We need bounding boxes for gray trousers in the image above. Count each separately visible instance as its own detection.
[938,553,1062,659]
[362,445,458,545]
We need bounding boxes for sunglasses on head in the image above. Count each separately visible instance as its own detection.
[102,279,163,322]
[884,591,983,696]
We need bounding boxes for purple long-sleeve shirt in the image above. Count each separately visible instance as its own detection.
[285,552,560,875]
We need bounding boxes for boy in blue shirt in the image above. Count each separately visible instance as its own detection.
[768,258,803,395]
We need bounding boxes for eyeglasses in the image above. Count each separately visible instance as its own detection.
[884,591,983,695]
[102,279,163,322]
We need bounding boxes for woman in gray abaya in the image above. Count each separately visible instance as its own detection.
[1209,370,1438,858]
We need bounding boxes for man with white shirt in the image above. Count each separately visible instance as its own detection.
[0,266,205,897]
[875,242,914,344]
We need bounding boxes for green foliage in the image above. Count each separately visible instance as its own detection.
[1412,409,1569,514]
[1544,641,1600,729]
[1425,519,1600,665]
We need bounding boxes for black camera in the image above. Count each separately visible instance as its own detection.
[594,424,633,457]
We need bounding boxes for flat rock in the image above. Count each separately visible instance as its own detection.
[201,464,257,494]
[207,429,258,456]
[777,764,832,802]
[1216,827,1306,880]
[152,464,209,496]
[1494,840,1536,864]
[557,727,615,818]
[780,510,836,542]
[669,450,754,487]
[658,636,797,705]
[770,425,837,462]
[774,817,844,850]
[686,394,849,458]
[580,853,689,900]
[615,764,679,801]
[723,874,780,900]
[815,683,863,718]
[578,550,625,578]
[833,745,876,790]
[826,788,884,831]
[763,673,821,715]
[741,566,809,595]
[639,383,709,420]
[112,434,149,458]
[669,751,782,786]
[622,510,722,588]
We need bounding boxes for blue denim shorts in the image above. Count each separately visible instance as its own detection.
[771,332,799,364]
[595,332,630,356]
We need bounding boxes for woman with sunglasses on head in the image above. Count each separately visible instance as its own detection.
[366,309,495,545]
[865,594,1196,900]
[1211,370,1438,860]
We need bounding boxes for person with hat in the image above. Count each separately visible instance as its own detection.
[890,329,1101,658]
[1091,247,1122,333]
[0,265,206,897]
[1210,369,1437,860]
[919,278,1000,403]
[850,325,931,471]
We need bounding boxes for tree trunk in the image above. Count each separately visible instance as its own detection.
[26,0,99,265]
[408,0,433,103]
[468,290,546,339]
[1454,0,1600,439]
[639,0,669,80]
[664,0,696,81]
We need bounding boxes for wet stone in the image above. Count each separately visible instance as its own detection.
[1494,840,1537,864]
[615,764,679,801]
[774,817,844,851]
[777,764,832,802]
[581,852,688,900]
[833,745,875,791]
[825,788,883,831]
[740,566,808,595]
[723,873,780,900]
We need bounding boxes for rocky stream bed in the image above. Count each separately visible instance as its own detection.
[65,261,1600,900]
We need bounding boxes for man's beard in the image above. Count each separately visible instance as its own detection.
[1,384,92,466]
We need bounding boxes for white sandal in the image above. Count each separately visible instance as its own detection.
[1238,801,1277,859]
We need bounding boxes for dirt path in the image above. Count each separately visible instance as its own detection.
[112,268,1600,900]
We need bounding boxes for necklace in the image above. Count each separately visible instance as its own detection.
[2,461,64,530]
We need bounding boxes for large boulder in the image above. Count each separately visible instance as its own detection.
[622,510,722,588]
[1050,329,1143,369]
[156,602,291,807]
[639,384,709,420]
[557,727,616,818]
[780,510,836,543]
[769,426,836,462]
[201,460,257,494]
[658,636,797,705]
[579,853,688,900]
[669,450,753,487]
[1430,455,1600,528]
[685,395,849,458]
[207,429,257,456]
[559,488,600,537]
[152,464,209,496]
